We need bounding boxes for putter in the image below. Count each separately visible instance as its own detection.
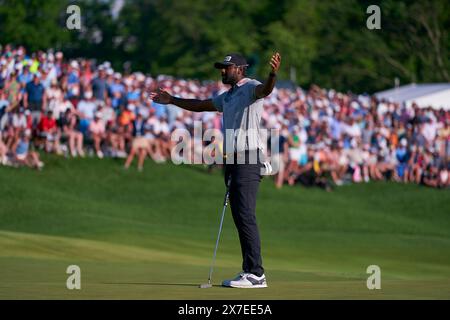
[199,175,232,289]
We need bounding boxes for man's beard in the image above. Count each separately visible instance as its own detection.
[221,74,236,85]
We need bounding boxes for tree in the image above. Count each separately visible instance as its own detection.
[0,0,70,52]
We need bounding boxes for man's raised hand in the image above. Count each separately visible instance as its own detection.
[270,52,281,74]
[149,88,173,104]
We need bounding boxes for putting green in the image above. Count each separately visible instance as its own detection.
[1,155,449,299]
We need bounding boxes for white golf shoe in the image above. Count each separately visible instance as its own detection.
[222,272,267,288]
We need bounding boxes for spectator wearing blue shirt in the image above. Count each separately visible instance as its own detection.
[151,101,167,118]
[126,85,140,103]
[108,73,125,110]
[66,61,80,100]
[330,113,344,141]
[91,67,108,101]
[395,138,410,182]
[67,62,80,85]
[24,74,46,127]
[77,90,97,136]
[18,65,33,85]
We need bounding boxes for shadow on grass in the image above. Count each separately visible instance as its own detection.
[101,282,223,288]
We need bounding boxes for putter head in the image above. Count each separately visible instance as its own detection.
[199,283,212,289]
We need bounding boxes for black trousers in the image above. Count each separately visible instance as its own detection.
[224,153,264,277]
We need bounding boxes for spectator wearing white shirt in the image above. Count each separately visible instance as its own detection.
[76,90,97,135]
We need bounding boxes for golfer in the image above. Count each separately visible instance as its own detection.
[150,52,281,288]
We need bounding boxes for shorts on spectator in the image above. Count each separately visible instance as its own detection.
[17,153,27,161]
[40,132,56,141]
[132,137,149,150]
[289,148,301,162]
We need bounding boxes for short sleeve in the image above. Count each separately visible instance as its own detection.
[246,79,262,102]
[212,92,225,112]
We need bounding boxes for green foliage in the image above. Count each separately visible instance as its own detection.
[1,155,450,299]
[0,0,70,51]
[0,0,448,93]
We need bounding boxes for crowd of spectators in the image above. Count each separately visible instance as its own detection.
[0,44,448,190]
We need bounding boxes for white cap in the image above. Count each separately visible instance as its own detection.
[70,60,79,69]
[145,77,153,86]
[124,77,133,87]
[114,72,122,79]
[136,73,145,82]
[400,138,407,147]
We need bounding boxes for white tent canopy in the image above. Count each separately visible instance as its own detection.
[374,83,450,110]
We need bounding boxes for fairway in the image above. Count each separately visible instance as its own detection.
[1,155,449,299]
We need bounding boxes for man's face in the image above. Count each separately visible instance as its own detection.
[220,65,241,85]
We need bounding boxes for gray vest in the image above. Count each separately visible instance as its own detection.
[212,78,265,155]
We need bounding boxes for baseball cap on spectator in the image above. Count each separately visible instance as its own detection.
[122,77,131,87]
[70,60,79,69]
[214,53,249,69]
[114,73,122,80]
[145,77,153,86]
[107,68,114,76]
[136,73,145,82]
[400,138,408,147]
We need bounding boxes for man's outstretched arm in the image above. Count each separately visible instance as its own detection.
[255,52,281,99]
[150,89,217,112]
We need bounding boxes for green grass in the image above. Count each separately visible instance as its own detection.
[0,154,449,299]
